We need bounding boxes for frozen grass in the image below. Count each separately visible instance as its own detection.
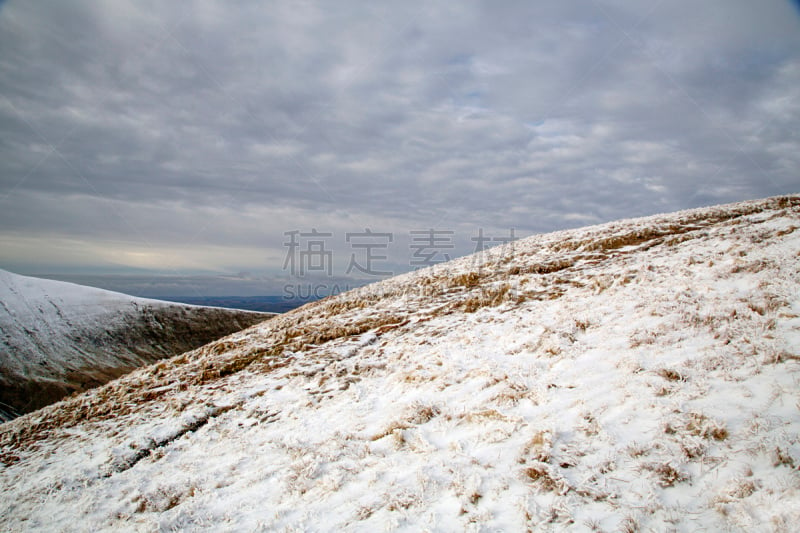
[1,194,799,531]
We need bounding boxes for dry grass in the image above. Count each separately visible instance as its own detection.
[370,403,441,441]
[680,437,708,459]
[643,462,688,487]
[134,484,196,513]
[3,194,798,462]
[520,258,574,275]
[574,318,590,332]
[585,227,679,252]
[462,408,514,424]
[304,315,404,346]
[522,463,569,494]
[0,451,20,466]
[409,404,440,424]
[618,516,639,533]
[198,346,283,384]
[591,275,616,294]
[656,368,684,382]
[772,447,796,468]
[730,259,774,275]
[492,381,530,405]
[459,284,518,313]
[385,490,421,511]
[520,431,553,463]
[665,412,728,441]
[712,478,758,511]
[626,442,650,458]
[686,413,729,441]
[774,225,798,238]
[449,271,482,288]
[370,421,411,442]
[555,196,799,256]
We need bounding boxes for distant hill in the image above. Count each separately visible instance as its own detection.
[0,269,271,420]
[1,195,799,531]
[159,295,312,314]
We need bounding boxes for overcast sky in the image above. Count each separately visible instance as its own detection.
[1,1,798,296]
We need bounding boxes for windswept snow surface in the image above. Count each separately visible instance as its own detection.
[0,270,269,419]
[1,195,799,531]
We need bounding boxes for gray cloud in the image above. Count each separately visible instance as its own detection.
[1,0,798,293]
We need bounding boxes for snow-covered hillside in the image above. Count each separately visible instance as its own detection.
[0,270,269,420]
[1,195,799,531]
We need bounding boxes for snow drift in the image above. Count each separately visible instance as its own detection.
[1,195,799,531]
[0,270,269,420]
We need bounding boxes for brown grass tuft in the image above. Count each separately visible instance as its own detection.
[520,430,553,463]
[657,368,684,382]
[644,462,688,487]
[460,284,514,313]
[450,271,482,288]
[686,413,729,441]
[523,463,569,494]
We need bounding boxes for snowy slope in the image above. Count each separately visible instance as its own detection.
[0,270,270,420]
[1,195,799,532]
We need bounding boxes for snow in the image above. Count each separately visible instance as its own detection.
[1,195,799,531]
[0,269,163,368]
[0,269,268,419]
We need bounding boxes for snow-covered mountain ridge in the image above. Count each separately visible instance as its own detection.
[1,195,799,531]
[0,270,269,420]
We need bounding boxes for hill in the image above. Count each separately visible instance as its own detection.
[0,269,270,420]
[1,195,799,531]
[159,295,311,314]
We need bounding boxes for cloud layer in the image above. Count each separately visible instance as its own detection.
[1,0,798,292]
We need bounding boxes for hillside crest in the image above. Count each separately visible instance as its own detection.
[1,195,799,531]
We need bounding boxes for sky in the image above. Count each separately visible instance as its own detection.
[0,1,798,297]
